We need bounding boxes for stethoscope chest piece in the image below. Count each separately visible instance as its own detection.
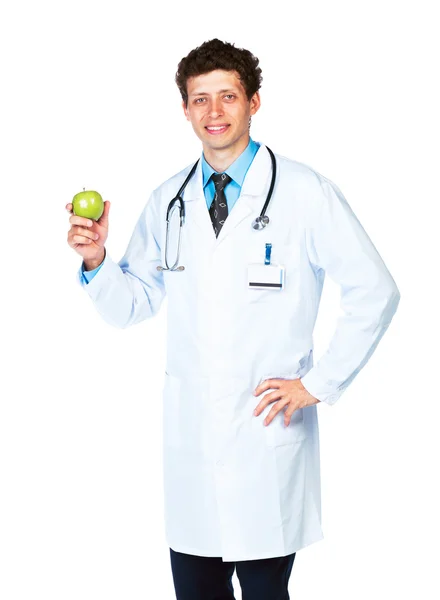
[252,215,270,230]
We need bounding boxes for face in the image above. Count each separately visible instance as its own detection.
[182,69,260,156]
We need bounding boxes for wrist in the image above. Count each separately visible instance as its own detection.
[83,248,105,271]
[299,378,320,404]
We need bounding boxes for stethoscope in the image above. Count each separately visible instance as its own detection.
[157,146,277,272]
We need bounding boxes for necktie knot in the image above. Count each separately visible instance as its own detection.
[211,172,232,192]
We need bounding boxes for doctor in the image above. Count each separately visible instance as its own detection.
[66,39,400,600]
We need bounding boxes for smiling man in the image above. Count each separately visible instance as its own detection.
[67,39,400,600]
[182,68,260,172]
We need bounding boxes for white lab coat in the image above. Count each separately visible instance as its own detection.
[77,144,400,561]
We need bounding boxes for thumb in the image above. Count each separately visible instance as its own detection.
[98,200,111,226]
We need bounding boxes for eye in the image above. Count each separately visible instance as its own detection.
[224,94,235,100]
[194,97,206,104]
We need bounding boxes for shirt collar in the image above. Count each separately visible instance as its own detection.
[202,137,259,188]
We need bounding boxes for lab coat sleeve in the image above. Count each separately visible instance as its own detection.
[81,261,104,284]
[300,176,400,406]
[76,191,166,328]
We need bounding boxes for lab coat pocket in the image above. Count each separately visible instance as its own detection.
[257,373,307,447]
[162,372,181,448]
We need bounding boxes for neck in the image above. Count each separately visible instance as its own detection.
[203,132,250,172]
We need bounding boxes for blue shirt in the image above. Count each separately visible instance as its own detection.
[81,138,260,283]
[202,138,260,212]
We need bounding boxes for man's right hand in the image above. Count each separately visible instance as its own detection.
[66,200,111,270]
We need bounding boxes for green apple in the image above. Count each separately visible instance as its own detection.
[72,188,104,220]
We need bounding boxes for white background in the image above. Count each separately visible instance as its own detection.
[0,0,438,598]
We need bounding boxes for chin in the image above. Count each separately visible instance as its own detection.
[207,138,231,149]
[199,128,233,146]
[205,135,237,151]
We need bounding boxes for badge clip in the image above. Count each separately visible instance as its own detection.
[265,243,272,265]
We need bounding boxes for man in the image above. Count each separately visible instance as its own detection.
[66,39,400,600]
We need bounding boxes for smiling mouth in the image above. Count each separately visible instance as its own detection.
[205,125,229,135]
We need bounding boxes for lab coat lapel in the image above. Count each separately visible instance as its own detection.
[215,144,272,246]
[181,159,217,250]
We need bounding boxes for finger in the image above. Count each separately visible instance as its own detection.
[283,403,299,426]
[70,215,94,228]
[73,226,99,241]
[254,378,282,397]
[97,200,110,225]
[254,389,283,416]
[65,203,73,213]
[264,397,290,426]
[71,233,94,244]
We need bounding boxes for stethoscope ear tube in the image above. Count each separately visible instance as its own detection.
[165,159,200,223]
[166,196,183,221]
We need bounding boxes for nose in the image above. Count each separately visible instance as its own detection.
[209,97,223,118]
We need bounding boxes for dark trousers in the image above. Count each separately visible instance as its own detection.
[169,547,296,600]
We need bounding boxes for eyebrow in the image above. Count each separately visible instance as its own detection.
[190,88,238,97]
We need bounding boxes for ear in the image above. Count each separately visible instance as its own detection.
[182,100,190,121]
[249,91,261,116]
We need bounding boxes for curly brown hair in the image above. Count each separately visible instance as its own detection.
[175,38,263,106]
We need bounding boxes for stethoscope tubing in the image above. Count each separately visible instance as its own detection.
[260,146,276,220]
[165,159,200,223]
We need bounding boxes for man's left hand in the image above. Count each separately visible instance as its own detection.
[253,378,320,427]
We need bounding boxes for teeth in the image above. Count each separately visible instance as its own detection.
[207,126,226,130]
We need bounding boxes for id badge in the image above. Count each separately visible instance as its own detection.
[247,243,285,291]
[247,263,285,290]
